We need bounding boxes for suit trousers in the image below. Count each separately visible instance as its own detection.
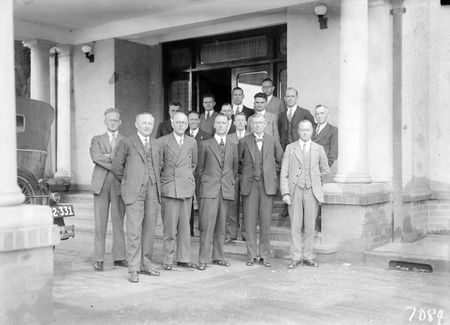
[226,181,246,240]
[161,196,192,264]
[242,177,274,259]
[93,171,126,262]
[125,181,160,272]
[288,186,318,261]
[198,191,229,263]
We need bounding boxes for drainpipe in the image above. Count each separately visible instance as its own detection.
[391,0,405,242]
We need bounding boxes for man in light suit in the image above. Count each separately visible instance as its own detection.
[90,108,127,271]
[239,113,283,267]
[247,92,280,143]
[277,87,316,218]
[186,111,212,236]
[112,112,162,283]
[156,102,181,139]
[157,112,198,270]
[231,87,254,121]
[226,112,250,242]
[280,120,329,269]
[196,114,239,271]
[199,94,219,135]
[261,78,285,118]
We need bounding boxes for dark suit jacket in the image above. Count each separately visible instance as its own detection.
[199,111,220,135]
[90,132,125,194]
[196,137,238,201]
[157,133,197,199]
[156,119,173,139]
[233,105,254,121]
[111,134,161,205]
[185,128,212,145]
[238,133,283,196]
[278,106,316,150]
[312,123,338,167]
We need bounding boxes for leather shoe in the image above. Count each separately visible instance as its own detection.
[163,264,172,271]
[113,260,128,267]
[303,260,319,267]
[212,260,230,267]
[94,261,103,271]
[246,258,257,266]
[140,269,160,276]
[177,262,198,268]
[198,263,207,271]
[241,237,246,242]
[128,271,139,283]
[259,258,271,267]
[287,260,302,269]
[278,210,289,218]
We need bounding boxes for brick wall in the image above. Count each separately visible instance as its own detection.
[428,199,450,233]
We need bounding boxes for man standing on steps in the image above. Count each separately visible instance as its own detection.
[280,120,329,269]
[261,78,285,118]
[155,102,181,139]
[226,112,250,242]
[112,112,162,283]
[247,92,280,143]
[239,113,283,268]
[277,87,316,219]
[196,114,238,271]
[199,94,219,135]
[231,87,254,121]
[90,108,127,272]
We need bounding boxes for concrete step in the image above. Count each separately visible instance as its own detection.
[364,235,450,275]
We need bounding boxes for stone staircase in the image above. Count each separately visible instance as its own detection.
[60,191,337,262]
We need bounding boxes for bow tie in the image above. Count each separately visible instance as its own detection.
[255,138,264,143]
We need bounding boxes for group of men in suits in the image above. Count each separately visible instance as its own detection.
[89,79,339,281]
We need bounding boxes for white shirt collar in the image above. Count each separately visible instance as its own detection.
[253,132,264,140]
[267,95,273,102]
[107,131,118,139]
[137,132,149,145]
[316,122,328,133]
[190,128,199,138]
[214,134,226,145]
[299,139,311,151]
[287,105,297,114]
[173,133,184,142]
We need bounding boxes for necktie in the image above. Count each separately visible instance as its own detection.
[144,138,150,152]
[316,125,321,134]
[287,108,293,122]
[205,111,210,120]
[110,133,117,152]
[303,143,307,154]
[190,130,195,137]
[238,132,242,140]
[219,138,225,165]
[179,137,183,148]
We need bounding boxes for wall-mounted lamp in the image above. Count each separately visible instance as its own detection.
[314,3,328,30]
[81,44,94,63]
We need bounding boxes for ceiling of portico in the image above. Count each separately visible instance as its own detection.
[13,0,311,45]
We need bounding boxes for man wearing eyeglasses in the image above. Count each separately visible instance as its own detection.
[261,78,285,118]
[90,108,127,272]
[157,112,199,271]
[239,113,283,268]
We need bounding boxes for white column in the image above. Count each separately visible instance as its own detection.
[22,39,54,103]
[334,0,371,183]
[53,45,72,178]
[0,0,25,206]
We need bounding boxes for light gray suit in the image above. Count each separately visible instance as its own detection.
[280,141,329,261]
[90,132,126,263]
[265,96,285,117]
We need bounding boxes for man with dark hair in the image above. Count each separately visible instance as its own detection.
[247,92,279,142]
[277,87,316,218]
[90,108,127,271]
[239,113,283,268]
[112,112,161,283]
[220,103,236,135]
[196,114,239,271]
[261,78,285,118]
[156,102,182,139]
[186,111,212,236]
[280,120,329,269]
[231,87,254,121]
[199,94,219,135]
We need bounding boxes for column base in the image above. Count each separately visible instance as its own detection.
[334,173,372,184]
[321,183,392,263]
[0,205,60,325]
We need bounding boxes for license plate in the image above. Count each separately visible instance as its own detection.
[51,205,75,218]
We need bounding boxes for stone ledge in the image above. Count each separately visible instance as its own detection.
[323,183,391,206]
[0,225,60,252]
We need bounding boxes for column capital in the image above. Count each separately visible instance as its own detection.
[22,39,55,51]
[369,0,386,7]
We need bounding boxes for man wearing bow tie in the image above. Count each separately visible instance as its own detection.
[232,87,254,121]
[112,112,162,283]
[239,113,283,267]
[90,108,127,272]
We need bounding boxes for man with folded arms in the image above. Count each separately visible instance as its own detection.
[280,120,329,269]
[112,112,161,283]
[239,113,283,267]
[196,114,238,270]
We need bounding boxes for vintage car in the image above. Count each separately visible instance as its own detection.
[16,97,75,240]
